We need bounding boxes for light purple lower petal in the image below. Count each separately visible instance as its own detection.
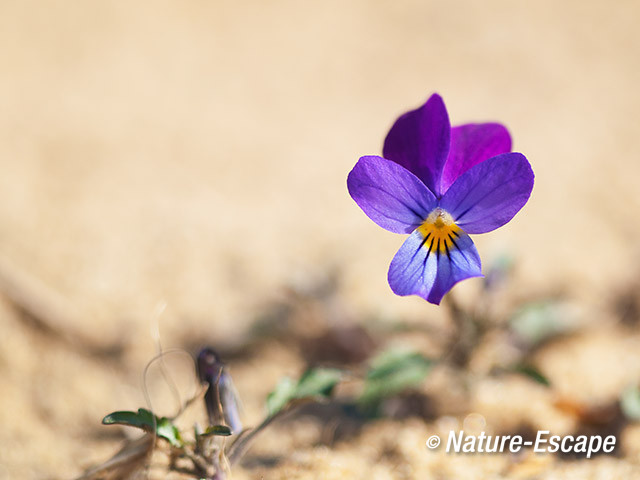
[440,152,534,234]
[388,228,482,305]
[441,123,512,193]
[347,156,437,234]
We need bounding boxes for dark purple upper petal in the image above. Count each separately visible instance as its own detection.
[382,94,451,197]
[441,123,512,194]
[347,155,437,234]
[388,228,482,305]
[440,152,534,234]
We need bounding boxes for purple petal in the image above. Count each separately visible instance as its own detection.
[347,156,437,234]
[441,123,512,193]
[388,228,482,305]
[440,152,534,234]
[382,94,451,196]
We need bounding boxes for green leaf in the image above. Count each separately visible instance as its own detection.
[102,408,183,447]
[295,368,343,398]
[266,368,343,417]
[266,377,297,417]
[621,386,640,420]
[156,417,183,447]
[513,364,550,387]
[202,425,233,437]
[509,301,576,347]
[358,348,432,408]
[102,408,156,432]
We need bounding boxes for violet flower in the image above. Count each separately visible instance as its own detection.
[347,94,534,304]
[197,347,242,434]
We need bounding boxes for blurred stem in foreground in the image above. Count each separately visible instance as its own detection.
[442,293,487,367]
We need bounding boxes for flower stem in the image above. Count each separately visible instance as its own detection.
[442,294,483,366]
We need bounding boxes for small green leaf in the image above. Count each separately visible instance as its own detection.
[510,301,576,347]
[202,425,233,437]
[513,364,550,387]
[102,408,156,432]
[156,417,183,447]
[621,386,640,420]
[102,408,183,447]
[266,377,297,417]
[358,348,432,409]
[266,368,343,417]
[295,368,343,398]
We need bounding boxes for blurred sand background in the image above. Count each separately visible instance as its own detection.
[1,0,640,478]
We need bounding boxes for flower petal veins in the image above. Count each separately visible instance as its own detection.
[440,152,534,234]
[347,155,437,234]
[388,217,482,304]
[382,94,451,196]
[348,93,533,304]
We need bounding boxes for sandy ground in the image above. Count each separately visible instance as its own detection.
[1,0,640,478]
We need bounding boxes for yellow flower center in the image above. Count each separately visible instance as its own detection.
[416,208,462,256]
